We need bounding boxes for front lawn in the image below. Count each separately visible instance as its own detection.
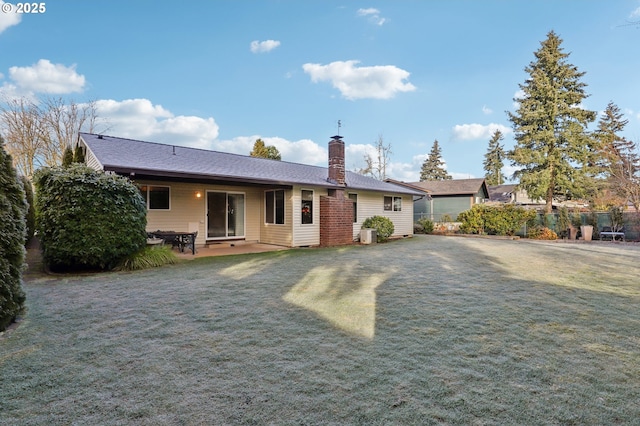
[1,236,639,425]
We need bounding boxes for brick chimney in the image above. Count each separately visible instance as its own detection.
[328,135,345,186]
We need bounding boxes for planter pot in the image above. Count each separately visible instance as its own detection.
[580,225,593,242]
[568,226,578,240]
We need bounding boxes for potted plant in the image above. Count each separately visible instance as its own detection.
[569,210,582,240]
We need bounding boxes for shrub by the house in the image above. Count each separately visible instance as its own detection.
[0,137,27,331]
[34,164,147,271]
[457,204,536,236]
[362,215,394,242]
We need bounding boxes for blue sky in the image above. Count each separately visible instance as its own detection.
[1,1,639,182]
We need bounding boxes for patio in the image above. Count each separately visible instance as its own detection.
[173,241,289,259]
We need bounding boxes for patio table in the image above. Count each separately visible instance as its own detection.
[149,231,198,255]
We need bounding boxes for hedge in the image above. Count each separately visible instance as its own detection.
[0,137,27,331]
[457,204,536,236]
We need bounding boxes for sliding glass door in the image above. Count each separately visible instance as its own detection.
[207,192,245,239]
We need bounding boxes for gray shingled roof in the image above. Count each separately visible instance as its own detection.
[389,178,488,196]
[80,133,424,196]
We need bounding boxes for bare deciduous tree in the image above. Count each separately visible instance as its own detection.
[0,97,47,178]
[0,96,99,177]
[358,134,392,180]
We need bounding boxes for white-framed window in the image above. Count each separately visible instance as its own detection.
[265,189,285,224]
[301,190,313,224]
[140,185,170,210]
[384,195,402,212]
[348,193,358,222]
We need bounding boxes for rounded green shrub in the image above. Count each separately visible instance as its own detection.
[416,217,434,234]
[362,215,395,242]
[34,164,147,271]
[0,137,27,331]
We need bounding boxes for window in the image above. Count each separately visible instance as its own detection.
[265,189,285,224]
[301,190,313,224]
[384,195,402,212]
[348,193,358,222]
[140,185,170,210]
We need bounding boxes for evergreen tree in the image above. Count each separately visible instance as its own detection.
[483,130,506,185]
[596,102,640,212]
[250,138,281,160]
[62,145,74,167]
[420,140,451,181]
[507,31,597,213]
[73,144,85,163]
[0,135,27,331]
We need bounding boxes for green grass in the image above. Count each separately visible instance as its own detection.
[2,236,640,425]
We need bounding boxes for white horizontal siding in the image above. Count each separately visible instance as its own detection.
[350,191,414,239]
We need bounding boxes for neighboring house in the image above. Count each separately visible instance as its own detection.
[389,178,489,222]
[488,184,517,203]
[488,184,589,209]
[79,133,424,248]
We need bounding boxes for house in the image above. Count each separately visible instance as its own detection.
[388,178,489,222]
[79,133,424,248]
[488,184,589,210]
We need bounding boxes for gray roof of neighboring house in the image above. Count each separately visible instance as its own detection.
[390,178,488,196]
[488,184,517,202]
[80,133,424,196]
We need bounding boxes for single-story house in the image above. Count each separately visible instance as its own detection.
[388,178,489,222]
[79,133,424,248]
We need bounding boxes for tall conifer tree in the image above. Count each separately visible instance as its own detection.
[420,140,451,181]
[596,101,640,212]
[483,130,506,185]
[507,31,597,213]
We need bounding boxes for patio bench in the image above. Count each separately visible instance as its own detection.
[600,226,625,242]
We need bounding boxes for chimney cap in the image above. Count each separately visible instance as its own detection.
[330,135,343,141]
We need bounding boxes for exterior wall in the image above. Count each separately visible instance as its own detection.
[138,180,264,247]
[291,185,326,247]
[84,147,102,171]
[353,191,414,238]
[259,188,294,247]
[415,195,472,222]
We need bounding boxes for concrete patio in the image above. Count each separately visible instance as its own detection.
[174,241,289,259]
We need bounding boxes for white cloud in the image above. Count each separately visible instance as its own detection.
[0,1,21,33]
[451,123,511,141]
[482,105,493,115]
[93,98,219,149]
[357,8,386,26]
[630,6,640,18]
[250,39,281,53]
[0,59,85,98]
[214,135,326,165]
[302,60,416,100]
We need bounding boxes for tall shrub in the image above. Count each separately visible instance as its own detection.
[0,136,27,331]
[34,164,147,271]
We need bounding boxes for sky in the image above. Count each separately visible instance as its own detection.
[1,0,640,182]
